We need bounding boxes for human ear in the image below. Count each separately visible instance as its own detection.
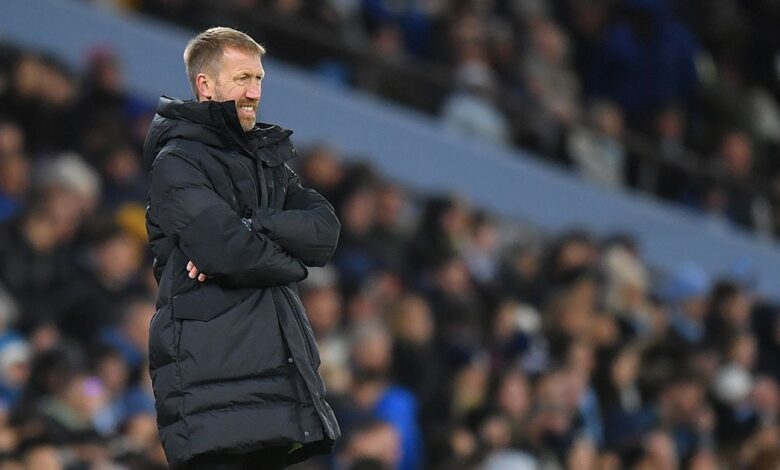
[196,73,212,101]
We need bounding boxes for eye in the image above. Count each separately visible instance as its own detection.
[235,75,249,84]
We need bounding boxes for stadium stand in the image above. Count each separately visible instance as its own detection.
[0,0,777,469]
[133,0,780,239]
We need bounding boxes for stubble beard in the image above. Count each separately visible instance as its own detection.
[238,111,256,132]
[233,100,257,132]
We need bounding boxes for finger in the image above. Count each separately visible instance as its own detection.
[187,261,193,271]
[198,273,207,282]
[189,267,198,278]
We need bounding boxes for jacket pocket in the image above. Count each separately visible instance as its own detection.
[172,283,256,321]
[175,289,289,389]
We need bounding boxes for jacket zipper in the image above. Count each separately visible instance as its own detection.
[230,135,263,207]
[282,286,316,366]
[276,287,325,441]
[235,155,259,205]
[256,160,269,208]
[222,166,240,210]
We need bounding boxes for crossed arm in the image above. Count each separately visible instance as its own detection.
[151,153,340,287]
[249,164,340,266]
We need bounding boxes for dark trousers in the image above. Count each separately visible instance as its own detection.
[183,446,290,470]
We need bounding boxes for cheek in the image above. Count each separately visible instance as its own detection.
[215,84,240,101]
[210,85,223,101]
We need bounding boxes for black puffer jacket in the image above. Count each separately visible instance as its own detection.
[144,96,341,468]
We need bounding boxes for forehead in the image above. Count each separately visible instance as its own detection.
[218,46,263,74]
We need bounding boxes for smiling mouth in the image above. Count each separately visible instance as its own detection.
[238,104,256,114]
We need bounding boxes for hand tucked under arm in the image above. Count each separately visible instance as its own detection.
[187,260,207,282]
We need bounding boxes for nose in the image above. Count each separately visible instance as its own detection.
[245,79,261,100]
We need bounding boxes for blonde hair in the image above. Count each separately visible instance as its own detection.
[183,27,266,98]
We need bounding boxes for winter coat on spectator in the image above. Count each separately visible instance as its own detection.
[144,97,341,468]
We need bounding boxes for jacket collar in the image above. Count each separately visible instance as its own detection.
[146,96,294,166]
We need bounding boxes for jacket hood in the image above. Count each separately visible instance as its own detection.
[143,96,293,170]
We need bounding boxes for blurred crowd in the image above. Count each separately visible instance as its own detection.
[0,36,779,470]
[130,0,780,238]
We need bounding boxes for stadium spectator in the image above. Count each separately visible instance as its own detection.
[349,321,422,470]
[646,103,691,199]
[707,130,770,232]
[59,222,145,343]
[0,188,81,333]
[441,60,510,144]
[98,143,147,209]
[567,100,627,188]
[521,17,581,157]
